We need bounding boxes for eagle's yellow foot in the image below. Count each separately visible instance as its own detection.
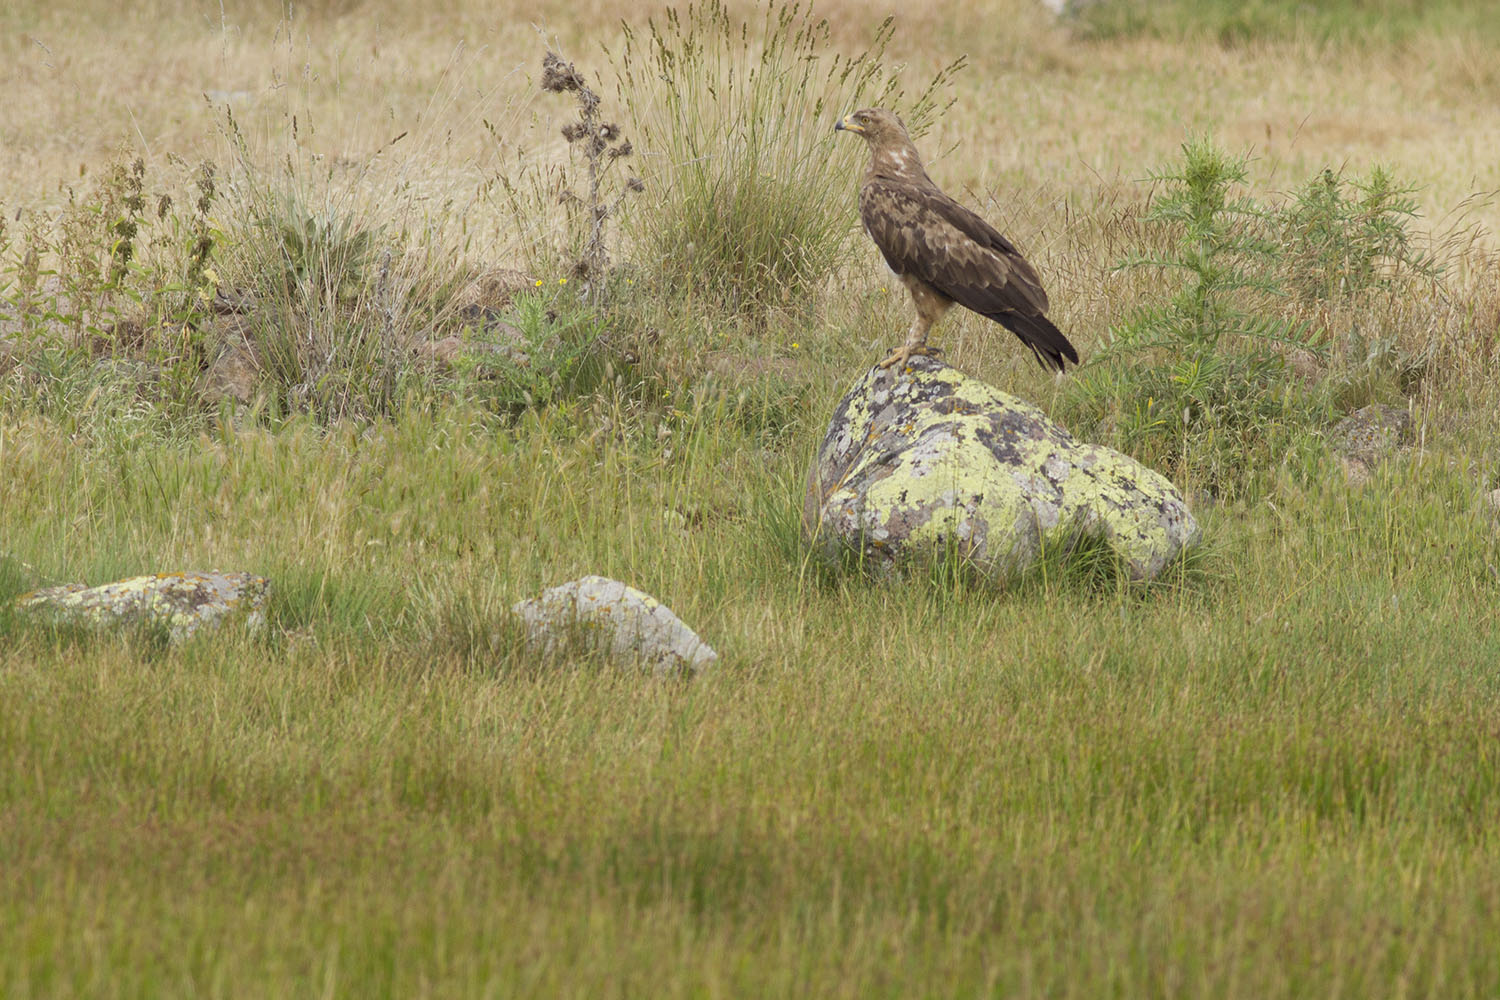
[877,343,942,371]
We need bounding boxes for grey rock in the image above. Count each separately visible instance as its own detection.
[804,357,1199,581]
[16,570,270,643]
[1331,403,1414,485]
[417,307,532,371]
[199,315,261,406]
[512,575,717,675]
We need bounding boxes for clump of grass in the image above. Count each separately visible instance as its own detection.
[610,0,963,311]
[207,105,482,423]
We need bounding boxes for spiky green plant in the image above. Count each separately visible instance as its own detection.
[1063,135,1325,499]
[1279,165,1441,304]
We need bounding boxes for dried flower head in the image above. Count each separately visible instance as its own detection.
[541,52,584,93]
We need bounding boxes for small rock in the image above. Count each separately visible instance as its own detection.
[211,286,259,316]
[1329,403,1414,487]
[199,315,261,406]
[1331,403,1413,465]
[1340,455,1374,489]
[16,570,270,643]
[511,575,717,675]
[456,269,534,311]
[1284,347,1323,381]
[416,313,531,371]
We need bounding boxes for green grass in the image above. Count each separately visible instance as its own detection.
[1070,0,1500,47]
[4,375,1500,995]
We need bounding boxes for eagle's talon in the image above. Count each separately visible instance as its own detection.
[878,342,940,371]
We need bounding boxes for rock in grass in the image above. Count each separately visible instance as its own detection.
[803,357,1198,582]
[1330,403,1414,486]
[16,570,269,643]
[511,576,717,675]
[199,315,262,406]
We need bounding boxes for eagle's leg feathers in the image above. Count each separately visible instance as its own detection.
[879,287,947,370]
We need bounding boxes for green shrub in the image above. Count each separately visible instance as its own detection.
[1062,135,1323,499]
[1278,165,1440,304]
[1064,134,1447,499]
[0,153,219,353]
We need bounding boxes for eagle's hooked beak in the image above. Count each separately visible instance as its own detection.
[835,113,864,134]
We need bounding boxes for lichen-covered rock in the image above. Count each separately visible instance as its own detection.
[803,357,1198,581]
[1330,403,1414,486]
[512,576,717,675]
[16,570,269,643]
[1331,403,1413,462]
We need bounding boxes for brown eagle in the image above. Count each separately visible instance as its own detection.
[836,108,1078,372]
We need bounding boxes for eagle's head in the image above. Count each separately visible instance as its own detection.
[836,108,926,181]
[835,108,910,146]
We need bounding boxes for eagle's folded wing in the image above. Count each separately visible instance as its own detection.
[859,180,1049,317]
[859,179,1077,370]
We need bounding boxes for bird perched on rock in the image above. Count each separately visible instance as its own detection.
[836,108,1079,373]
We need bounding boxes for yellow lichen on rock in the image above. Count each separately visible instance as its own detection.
[16,571,270,642]
[804,357,1199,582]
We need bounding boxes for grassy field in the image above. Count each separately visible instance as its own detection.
[4,0,1500,996]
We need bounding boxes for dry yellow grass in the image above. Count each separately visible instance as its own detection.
[4,0,1496,236]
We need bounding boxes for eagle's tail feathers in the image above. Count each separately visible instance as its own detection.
[993,311,1079,373]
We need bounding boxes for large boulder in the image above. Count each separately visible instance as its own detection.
[803,358,1198,581]
[16,570,270,642]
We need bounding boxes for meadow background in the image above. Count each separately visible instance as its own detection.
[2,0,1500,995]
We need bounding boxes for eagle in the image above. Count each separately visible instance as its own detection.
[835,108,1079,373]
